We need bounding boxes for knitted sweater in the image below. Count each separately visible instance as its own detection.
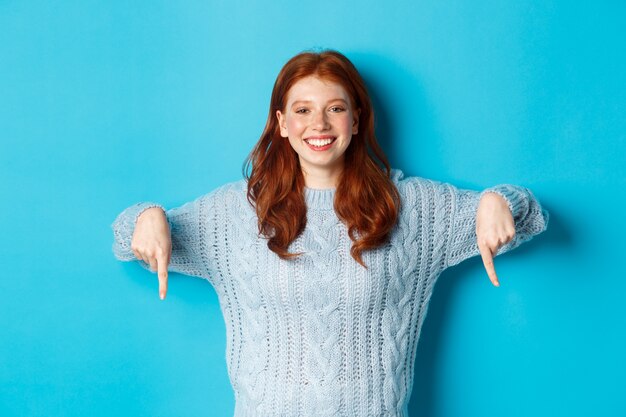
[111,169,548,417]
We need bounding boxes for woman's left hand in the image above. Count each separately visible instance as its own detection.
[476,192,516,287]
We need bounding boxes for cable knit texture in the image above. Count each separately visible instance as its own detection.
[111,169,549,417]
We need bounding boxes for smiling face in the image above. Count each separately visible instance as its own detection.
[276,76,360,187]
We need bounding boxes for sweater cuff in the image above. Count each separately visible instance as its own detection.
[479,184,529,223]
[128,202,166,225]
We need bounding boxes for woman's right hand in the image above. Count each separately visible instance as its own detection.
[131,207,172,300]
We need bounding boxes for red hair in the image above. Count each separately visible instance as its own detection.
[243,50,400,267]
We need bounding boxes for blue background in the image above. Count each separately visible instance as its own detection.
[1,1,624,416]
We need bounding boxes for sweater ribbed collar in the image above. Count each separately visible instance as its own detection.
[303,186,336,210]
[301,170,404,211]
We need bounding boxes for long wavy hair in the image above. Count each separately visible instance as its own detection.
[243,49,400,267]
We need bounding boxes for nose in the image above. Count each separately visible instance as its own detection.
[312,110,330,130]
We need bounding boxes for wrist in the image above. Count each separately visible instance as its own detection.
[136,206,165,224]
[478,192,513,223]
[480,191,507,205]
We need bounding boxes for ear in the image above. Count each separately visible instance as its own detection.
[352,108,360,135]
[276,110,288,138]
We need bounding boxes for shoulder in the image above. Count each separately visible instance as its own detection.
[188,178,255,225]
[389,169,461,225]
[201,178,249,205]
[390,169,453,198]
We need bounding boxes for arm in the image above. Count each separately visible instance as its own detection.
[111,193,217,286]
[444,183,549,270]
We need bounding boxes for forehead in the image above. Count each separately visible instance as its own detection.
[285,76,351,104]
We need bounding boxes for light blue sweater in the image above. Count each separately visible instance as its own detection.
[111,169,548,417]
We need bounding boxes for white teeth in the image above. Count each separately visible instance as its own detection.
[306,138,334,146]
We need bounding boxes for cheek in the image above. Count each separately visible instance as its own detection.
[286,116,306,134]
[338,113,354,130]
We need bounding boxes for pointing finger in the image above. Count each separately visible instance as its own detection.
[478,242,500,287]
[156,254,169,300]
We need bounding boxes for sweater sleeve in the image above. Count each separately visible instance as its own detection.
[444,183,549,269]
[111,191,219,281]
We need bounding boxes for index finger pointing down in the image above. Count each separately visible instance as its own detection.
[156,254,169,300]
[478,243,500,287]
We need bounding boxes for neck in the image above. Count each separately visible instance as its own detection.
[300,161,344,189]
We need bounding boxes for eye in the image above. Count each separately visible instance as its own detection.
[295,108,309,114]
[329,106,345,112]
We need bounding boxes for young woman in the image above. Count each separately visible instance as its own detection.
[112,50,548,417]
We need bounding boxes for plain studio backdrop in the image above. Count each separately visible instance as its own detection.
[1,1,624,416]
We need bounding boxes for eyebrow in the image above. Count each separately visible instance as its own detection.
[290,98,348,107]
